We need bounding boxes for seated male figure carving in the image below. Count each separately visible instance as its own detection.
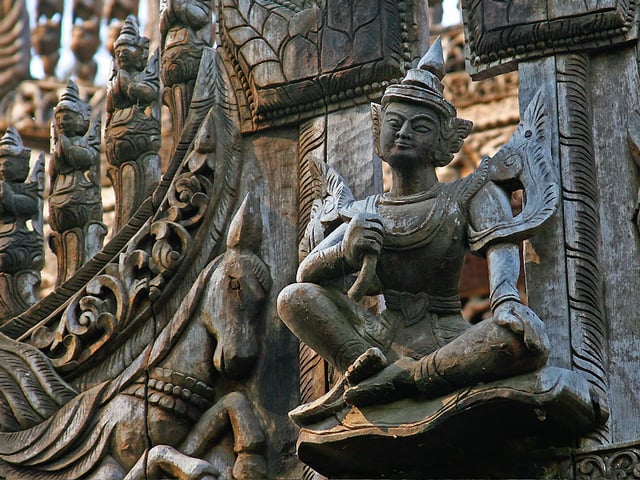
[278,39,557,424]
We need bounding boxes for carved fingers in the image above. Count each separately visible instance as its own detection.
[493,300,550,356]
[342,212,384,268]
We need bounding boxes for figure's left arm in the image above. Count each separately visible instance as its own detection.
[469,182,549,354]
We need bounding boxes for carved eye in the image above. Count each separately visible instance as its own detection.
[230,278,240,290]
[525,130,532,138]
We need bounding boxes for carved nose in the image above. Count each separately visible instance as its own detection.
[396,122,412,139]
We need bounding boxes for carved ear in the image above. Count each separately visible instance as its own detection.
[227,194,262,252]
[446,117,473,154]
[371,103,383,157]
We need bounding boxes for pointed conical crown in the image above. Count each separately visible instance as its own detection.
[114,15,149,50]
[54,80,90,121]
[381,37,456,118]
[0,127,31,160]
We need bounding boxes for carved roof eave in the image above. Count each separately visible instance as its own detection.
[461,0,640,79]
[217,0,423,133]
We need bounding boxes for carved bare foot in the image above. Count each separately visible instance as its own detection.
[345,347,389,385]
[123,445,220,480]
[289,375,348,425]
[232,452,267,480]
[289,347,389,425]
[344,356,418,407]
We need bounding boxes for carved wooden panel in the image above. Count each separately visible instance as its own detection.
[461,0,639,78]
[219,0,419,131]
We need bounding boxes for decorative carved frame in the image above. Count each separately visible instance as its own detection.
[462,0,639,78]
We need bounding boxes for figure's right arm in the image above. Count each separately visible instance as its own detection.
[297,212,384,285]
[297,222,351,284]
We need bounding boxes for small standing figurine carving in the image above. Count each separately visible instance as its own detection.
[0,127,44,321]
[49,80,106,286]
[278,39,559,424]
[106,14,161,231]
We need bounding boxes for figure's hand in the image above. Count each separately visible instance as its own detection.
[493,300,550,355]
[342,213,384,268]
[343,356,419,407]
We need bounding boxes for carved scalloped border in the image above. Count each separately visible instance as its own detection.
[218,0,414,132]
[575,441,640,479]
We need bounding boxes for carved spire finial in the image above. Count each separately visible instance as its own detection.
[0,127,31,162]
[381,36,455,118]
[114,14,149,51]
[55,80,90,124]
[417,36,446,80]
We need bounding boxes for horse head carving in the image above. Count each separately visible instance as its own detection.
[208,193,271,379]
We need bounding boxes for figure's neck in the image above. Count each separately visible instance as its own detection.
[388,166,439,197]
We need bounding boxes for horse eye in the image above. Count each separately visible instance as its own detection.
[230,278,240,290]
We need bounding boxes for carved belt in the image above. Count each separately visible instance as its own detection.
[383,290,461,327]
[124,367,216,421]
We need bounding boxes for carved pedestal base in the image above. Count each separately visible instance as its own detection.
[107,154,161,231]
[0,271,40,323]
[49,222,107,286]
[298,367,602,479]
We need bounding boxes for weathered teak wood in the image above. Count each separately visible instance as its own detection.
[0,2,430,479]
[463,0,640,476]
[279,37,600,479]
[0,0,30,100]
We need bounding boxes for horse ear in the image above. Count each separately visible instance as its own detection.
[226,194,262,252]
[371,103,383,157]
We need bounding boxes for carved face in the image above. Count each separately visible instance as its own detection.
[0,155,28,183]
[54,109,82,136]
[380,101,441,170]
[115,43,144,71]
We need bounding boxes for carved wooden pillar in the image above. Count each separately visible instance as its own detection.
[0,128,44,323]
[49,80,106,286]
[71,0,103,83]
[106,15,161,231]
[31,0,63,79]
[462,0,640,469]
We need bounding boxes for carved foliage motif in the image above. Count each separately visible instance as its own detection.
[575,445,640,479]
[462,0,639,78]
[27,47,243,380]
[219,0,414,130]
[556,54,609,444]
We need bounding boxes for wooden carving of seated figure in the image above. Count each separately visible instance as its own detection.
[278,38,554,425]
